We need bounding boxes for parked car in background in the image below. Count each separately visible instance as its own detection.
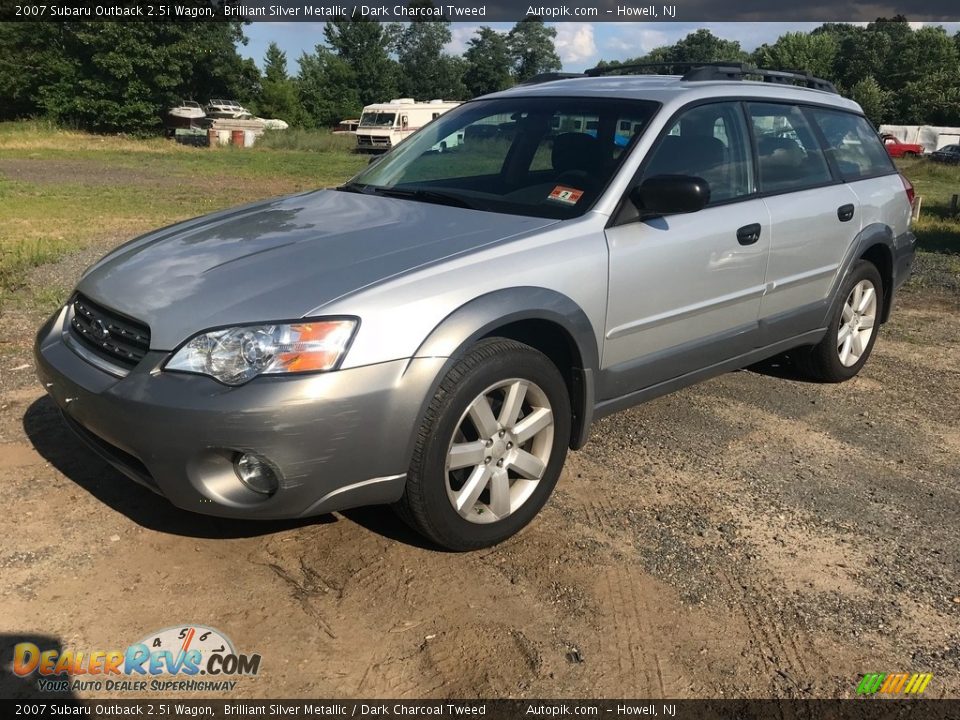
[881,134,924,158]
[35,65,916,550]
[931,144,960,164]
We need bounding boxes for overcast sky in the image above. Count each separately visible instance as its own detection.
[243,21,960,73]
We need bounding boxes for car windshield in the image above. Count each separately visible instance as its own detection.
[360,112,396,128]
[347,97,659,219]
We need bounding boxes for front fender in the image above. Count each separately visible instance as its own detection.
[401,287,600,460]
[413,286,599,369]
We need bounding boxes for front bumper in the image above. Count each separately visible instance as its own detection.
[34,306,444,519]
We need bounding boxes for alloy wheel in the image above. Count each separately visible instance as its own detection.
[837,279,878,367]
[445,379,555,524]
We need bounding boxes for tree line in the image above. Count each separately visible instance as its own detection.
[1,15,959,134]
[595,19,960,127]
[0,15,561,133]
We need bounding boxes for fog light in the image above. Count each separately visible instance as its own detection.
[234,453,279,496]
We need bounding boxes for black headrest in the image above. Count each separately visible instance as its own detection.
[552,132,602,174]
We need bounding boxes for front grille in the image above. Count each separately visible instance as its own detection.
[357,135,391,147]
[69,294,151,369]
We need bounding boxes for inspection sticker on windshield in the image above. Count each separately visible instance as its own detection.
[547,185,584,205]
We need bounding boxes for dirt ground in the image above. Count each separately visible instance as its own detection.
[1,236,958,701]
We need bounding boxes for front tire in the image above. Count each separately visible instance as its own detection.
[395,338,571,551]
[798,260,883,382]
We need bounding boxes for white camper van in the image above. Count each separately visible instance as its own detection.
[355,98,461,151]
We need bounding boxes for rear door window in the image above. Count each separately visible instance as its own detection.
[748,103,832,194]
[809,109,895,180]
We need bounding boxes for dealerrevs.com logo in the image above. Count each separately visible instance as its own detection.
[14,625,261,693]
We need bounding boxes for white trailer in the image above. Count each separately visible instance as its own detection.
[355,98,461,152]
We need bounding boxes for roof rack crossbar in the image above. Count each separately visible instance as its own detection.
[519,72,586,86]
[584,61,703,77]
[582,61,838,94]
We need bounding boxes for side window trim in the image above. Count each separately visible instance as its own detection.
[801,105,843,183]
[739,100,761,196]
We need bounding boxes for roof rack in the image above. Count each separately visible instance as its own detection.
[582,61,838,94]
[583,61,699,77]
[519,72,587,86]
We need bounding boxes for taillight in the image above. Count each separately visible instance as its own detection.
[901,174,916,206]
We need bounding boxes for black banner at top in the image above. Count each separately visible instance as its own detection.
[2,0,960,22]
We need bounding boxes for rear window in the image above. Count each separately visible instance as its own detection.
[809,109,895,181]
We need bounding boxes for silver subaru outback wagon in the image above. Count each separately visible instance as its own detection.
[35,65,916,550]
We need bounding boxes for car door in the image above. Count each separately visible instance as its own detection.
[748,102,861,340]
[601,101,771,399]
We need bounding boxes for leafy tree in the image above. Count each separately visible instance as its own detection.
[660,28,748,64]
[324,16,399,105]
[0,23,71,120]
[297,46,361,127]
[886,26,958,89]
[895,71,960,125]
[753,32,838,78]
[257,42,302,123]
[0,22,256,133]
[595,29,747,74]
[834,29,892,91]
[463,27,513,98]
[507,17,561,82]
[394,4,465,99]
[437,56,468,100]
[850,76,893,125]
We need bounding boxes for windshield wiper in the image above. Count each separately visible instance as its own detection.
[371,186,476,210]
[336,181,367,193]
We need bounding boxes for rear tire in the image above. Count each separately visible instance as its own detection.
[797,260,883,383]
[395,338,571,551]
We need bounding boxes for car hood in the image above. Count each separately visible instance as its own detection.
[77,189,557,350]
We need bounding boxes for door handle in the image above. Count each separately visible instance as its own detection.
[837,204,855,222]
[736,223,762,245]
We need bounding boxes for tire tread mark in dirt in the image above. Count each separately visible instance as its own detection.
[718,570,817,720]
[264,562,337,639]
[601,566,665,697]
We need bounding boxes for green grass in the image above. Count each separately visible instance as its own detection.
[896,157,960,255]
[254,127,357,153]
[895,157,960,292]
[0,121,366,303]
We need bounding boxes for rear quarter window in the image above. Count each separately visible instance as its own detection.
[809,109,895,181]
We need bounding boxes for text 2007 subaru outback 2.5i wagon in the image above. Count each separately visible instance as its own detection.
[35,65,916,550]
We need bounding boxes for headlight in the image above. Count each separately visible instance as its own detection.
[165,319,357,386]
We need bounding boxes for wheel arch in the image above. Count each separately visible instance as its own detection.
[859,241,894,323]
[825,223,896,327]
[409,287,600,454]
